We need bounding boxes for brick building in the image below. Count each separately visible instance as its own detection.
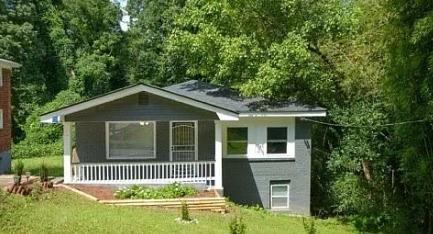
[0,59,21,174]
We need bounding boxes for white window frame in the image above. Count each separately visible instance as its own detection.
[222,117,295,159]
[169,120,198,161]
[265,127,289,156]
[270,183,290,209]
[105,121,157,160]
[226,127,249,157]
[0,109,3,129]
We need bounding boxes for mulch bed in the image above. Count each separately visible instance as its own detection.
[70,184,218,200]
[71,185,117,200]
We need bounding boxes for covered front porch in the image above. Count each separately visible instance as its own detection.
[62,120,224,189]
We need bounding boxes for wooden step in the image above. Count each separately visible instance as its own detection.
[100,197,227,212]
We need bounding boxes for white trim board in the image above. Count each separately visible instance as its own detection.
[0,59,21,69]
[239,111,326,117]
[40,84,239,123]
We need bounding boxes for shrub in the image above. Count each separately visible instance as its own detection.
[30,183,44,201]
[12,89,81,159]
[13,160,24,184]
[12,142,62,159]
[114,182,197,199]
[302,217,316,234]
[229,216,247,234]
[39,163,49,182]
[181,201,191,221]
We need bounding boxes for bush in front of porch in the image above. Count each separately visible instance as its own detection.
[114,182,197,199]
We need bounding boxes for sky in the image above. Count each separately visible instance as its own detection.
[114,0,130,31]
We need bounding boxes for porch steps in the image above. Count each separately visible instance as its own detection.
[99,197,227,212]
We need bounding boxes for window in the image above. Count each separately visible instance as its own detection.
[227,127,248,155]
[271,183,289,209]
[0,109,3,129]
[107,122,155,159]
[267,127,287,154]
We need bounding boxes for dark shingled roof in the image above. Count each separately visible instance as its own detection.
[164,80,325,113]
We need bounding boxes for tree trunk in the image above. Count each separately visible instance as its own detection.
[362,159,372,181]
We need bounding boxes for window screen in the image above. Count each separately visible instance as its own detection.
[227,127,248,155]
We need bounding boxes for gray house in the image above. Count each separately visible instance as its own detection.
[40,80,326,214]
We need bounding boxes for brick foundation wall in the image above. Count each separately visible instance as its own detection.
[0,68,11,152]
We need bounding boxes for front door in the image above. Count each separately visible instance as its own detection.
[170,121,197,161]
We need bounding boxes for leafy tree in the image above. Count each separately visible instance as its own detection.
[126,0,185,85]
[384,0,433,232]
[44,0,126,97]
[0,0,67,141]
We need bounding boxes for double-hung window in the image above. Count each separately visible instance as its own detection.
[107,121,155,159]
[267,127,287,154]
[271,183,290,209]
[227,127,248,155]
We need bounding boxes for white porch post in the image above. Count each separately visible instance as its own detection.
[214,121,223,190]
[63,122,72,183]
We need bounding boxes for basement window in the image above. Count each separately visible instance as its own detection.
[271,182,290,209]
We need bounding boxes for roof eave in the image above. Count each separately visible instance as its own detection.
[238,110,327,117]
[40,84,240,123]
[0,59,21,68]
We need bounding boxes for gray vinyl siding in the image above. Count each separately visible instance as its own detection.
[222,118,311,215]
[75,121,215,163]
[198,121,215,161]
[65,92,218,122]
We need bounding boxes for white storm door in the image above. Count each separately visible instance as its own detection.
[170,121,197,161]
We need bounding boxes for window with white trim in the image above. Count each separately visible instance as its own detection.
[271,183,290,209]
[0,109,3,129]
[227,127,248,155]
[107,122,155,159]
[267,127,287,154]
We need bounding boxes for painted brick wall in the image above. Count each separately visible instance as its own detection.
[222,118,311,215]
[0,68,11,152]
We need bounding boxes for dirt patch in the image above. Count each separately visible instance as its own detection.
[71,185,117,200]
[185,190,217,198]
[70,184,218,200]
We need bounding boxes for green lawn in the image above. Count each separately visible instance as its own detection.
[5,157,355,233]
[1,189,354,234]
[11,156,63,177]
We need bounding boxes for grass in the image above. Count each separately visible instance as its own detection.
[6,157,355,233]
[11,156,63,177]
[0,189,354,234]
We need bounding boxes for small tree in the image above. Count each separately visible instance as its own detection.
[302,217,316,234]
[181,201,191,221]
[39,162,49,182]
[13,160,24,184]
[229,216,246,234]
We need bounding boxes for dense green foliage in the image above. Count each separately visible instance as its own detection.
[114,183,197,199]
[2,0,433,232]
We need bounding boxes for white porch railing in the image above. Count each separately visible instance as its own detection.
[71,161,215,186]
